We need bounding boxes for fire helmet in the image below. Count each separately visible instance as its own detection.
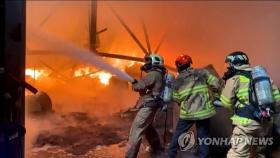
[175,54,193,72]
[225,51,249,67]
[144,54,164,67]
[222,51,250,81]
[141,54,164,72]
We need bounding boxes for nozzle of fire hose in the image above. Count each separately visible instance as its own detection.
[131,79,138,84]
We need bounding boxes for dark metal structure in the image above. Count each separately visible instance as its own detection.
[27,0,177,73]
[89,0,97,52]
[0,0,26,158]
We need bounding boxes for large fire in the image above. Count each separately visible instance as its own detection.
[25,59,137,85]
[25,68,49,80]
[90,72,112,85]
[73,67,113,85]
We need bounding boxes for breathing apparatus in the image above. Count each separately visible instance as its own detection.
[224,51,275,121]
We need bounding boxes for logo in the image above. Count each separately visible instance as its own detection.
[178,131,196,151]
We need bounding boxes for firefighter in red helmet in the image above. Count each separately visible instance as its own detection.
[175,54,193,72]
[168,54,224,158]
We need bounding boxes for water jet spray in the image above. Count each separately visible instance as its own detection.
[28,27,134,83]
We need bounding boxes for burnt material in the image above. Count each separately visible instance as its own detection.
[0,0,26,158]
[34,112,129,156]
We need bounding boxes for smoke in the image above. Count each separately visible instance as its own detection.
[24,81,136,157]
[28,27,134,82]
[26,77,137,115]
[25,0,280,121]
[27,1,280,85]
[25,1,280,156]
[100,1,280,84]
[25,114,59,157]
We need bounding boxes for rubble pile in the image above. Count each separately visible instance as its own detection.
[29,111,152,158]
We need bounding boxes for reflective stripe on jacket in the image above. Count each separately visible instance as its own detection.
[220,65,280,125]
[173,68,223,120]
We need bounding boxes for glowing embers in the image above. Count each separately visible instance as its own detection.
[25,68,49,80]
[73,67,113,85]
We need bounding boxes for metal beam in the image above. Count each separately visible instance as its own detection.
[142,22,152,54]
[89,0,97,51]
[27,50,177,72]
[38,10,53,28]
[39,59,70,80]
[96,28,107,35]
[96,52,144,62]
[154,34,165,54]
[111,8,149,55]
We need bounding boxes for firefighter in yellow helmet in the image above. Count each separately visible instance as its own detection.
[215,51,280,158]
[125,54,166,158]
[168,54,224,158]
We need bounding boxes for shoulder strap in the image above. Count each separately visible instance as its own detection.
[236,70,258,107]
[236,70,251,79]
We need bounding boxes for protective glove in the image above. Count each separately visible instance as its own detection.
[131,79,138,84]
[213,100,223,108]
[162,104,168,112]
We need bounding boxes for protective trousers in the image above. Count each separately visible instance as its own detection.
[125,107,162,158]
[168,118,210,158]
[227,121,272,158]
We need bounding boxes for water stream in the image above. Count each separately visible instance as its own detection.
[28,27,134,82]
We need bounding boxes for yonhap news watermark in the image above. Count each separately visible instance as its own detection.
[198,137,273,146]
[178,131,273,151]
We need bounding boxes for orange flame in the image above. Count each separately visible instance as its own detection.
[91,72,112,85]
[73,67,113,85]
[73,67,92,77]
[25,58,137,85]
[25,68,49,80]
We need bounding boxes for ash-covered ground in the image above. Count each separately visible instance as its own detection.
[26,111,155,158]
[25,104,280,158]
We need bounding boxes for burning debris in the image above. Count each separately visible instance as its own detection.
[33,113,125,155]
[73,67,113,85]
[27,112,158,158]
[25,69,50,80]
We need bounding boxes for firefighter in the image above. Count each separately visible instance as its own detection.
[217,51,280,158]
[125,54,166,158]
[168,54,223,158]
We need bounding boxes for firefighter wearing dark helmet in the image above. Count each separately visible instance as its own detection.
[168,54,223,158]
[218,51,280,158]
[125,54,166,158]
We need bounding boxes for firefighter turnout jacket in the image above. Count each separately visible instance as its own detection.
[220,65,280,126]
[132,68,164,108]
[172,68,223,120]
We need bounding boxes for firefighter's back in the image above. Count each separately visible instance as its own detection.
[173,68,217,120]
